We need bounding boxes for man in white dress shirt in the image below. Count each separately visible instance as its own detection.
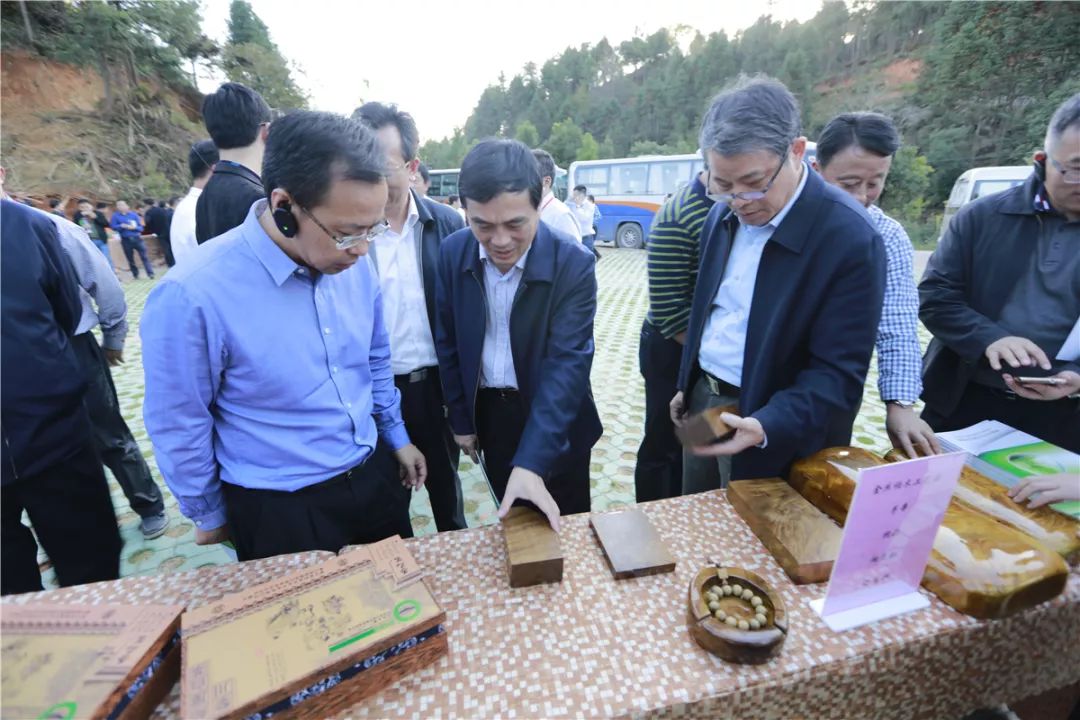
[353,102,468,532]
[170,140,219,265]
[532,149,582,243]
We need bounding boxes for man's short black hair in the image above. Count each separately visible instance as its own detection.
[261,110,387,209]
[77,197,91,205]
[532,148,556,182]
[448,194,459,204]
[460,139,542,209]
[142,197,154,207]
[201,82,272,150]
[189,140,219,181]
[351,102,420,162]
[168,195,180,206]
[816,112,900,168]
[573,184,587,194]
[1046,93,1080,150]
[417,162,430,183]
[95,201,108,209]
[48,198,61,209]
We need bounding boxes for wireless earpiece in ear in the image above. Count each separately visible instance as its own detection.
[273,201,299,238]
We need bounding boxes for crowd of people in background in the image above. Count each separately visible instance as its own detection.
[1,75,1077,596]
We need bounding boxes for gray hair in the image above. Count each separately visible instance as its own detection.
[1045,93,1080,151]
[699,76,801,160]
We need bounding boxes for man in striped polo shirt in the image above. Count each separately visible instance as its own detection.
[634,170,714,502]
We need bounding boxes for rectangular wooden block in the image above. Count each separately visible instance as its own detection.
[502,506,564,588]
[676,404,738,447]
[590,509,676,579]
[727,478,842,584]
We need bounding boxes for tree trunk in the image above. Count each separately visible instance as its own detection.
[190,57,198,86]
[18,0,34,44]
[98,52,114,113]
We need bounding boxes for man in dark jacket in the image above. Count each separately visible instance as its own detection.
[195,82,271,244]
[143,198,174,267]
[76,197,113,269]
[1,199,122,594]
[436,139,601,532]
[919,93,1080,451]
[354,102,467,532]
[672,77,885,488]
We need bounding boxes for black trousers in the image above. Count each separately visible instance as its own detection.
[222,441,413,561]
[1,436,122,595]
[396,369,465,532]
[120,236,153,278]
[923,382,1080,453]
[158,234,175,267]
[476,389,591,516]
[634,320,684,503]
[71,332,165,518]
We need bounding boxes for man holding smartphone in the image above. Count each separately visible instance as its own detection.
[920,93,1080,451]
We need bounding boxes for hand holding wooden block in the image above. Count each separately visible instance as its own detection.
[676,404,739,447]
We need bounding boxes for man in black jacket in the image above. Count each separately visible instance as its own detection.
[144,198,174,266]
[195,82,271,244]
[353,102,467,531]
[1,199,122,595]
[920,94,1080,451]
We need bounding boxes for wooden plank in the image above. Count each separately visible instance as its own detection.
[727,478,842,585]
[590,509,676,579]
[676,404,738,447]
[502,506,564,588]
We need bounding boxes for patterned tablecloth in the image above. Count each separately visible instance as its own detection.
[8,491,1080,719]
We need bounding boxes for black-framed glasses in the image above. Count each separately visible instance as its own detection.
[298,205,389,250]
[707,148,789,204]
[1048,156,1080,184]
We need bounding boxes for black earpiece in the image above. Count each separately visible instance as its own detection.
[1034,152,1047,183]
[273,201,298,238]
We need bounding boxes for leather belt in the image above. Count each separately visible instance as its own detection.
[479,387,520,401]
[395,366,435,384]
[703,371,740,398]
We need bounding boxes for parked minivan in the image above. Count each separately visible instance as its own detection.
[938,165,1031,240]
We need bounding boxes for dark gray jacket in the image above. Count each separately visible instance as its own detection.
[919,173,1080,415]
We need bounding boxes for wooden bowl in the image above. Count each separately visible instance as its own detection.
[687,566,787,664]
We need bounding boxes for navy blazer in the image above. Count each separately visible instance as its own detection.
[435,222,602,480]
[677,168,886,480]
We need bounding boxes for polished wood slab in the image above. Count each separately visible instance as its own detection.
[590,509,676,579]
[676,404,738,446]
[502,506,564,588]
[727,478,842,584]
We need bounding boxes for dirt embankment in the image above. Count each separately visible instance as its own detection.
[1,51,203,206]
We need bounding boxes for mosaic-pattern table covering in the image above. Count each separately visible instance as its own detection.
[10,491,1079,719]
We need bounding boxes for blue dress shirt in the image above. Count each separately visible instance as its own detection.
[478,244,530,389]
[141,201,409,531]
[699,163,811,387]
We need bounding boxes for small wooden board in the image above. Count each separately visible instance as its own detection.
[502,506,564,588]
[727,478,842,584]
[676,404,739,447]
[590,509,676,579]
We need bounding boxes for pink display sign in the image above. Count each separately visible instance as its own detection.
[821,452,966,616]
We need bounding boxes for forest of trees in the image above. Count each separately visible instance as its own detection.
[419,1,1079,243]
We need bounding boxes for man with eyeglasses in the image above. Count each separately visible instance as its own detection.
[920,93,1080,453]
[196,83,272,245]
[352,102,467,533]
[671,77,886,491]
[141,111,427,560]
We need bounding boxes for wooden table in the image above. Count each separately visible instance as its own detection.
[8,491,1079,719]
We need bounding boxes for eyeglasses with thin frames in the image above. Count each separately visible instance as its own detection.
[298,205,389,250]
[1048,155,1080,184]
[707,148,789,204]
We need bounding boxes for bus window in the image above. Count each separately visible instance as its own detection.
[611,163,648,195]
[576,165,610,195]
[648,160,693,196]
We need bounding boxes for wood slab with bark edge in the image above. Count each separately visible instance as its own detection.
[687,566,787,665]
[502,506,564,588]
[727,478,842,584]
[789,447,1069,619]
[589,509,676,579]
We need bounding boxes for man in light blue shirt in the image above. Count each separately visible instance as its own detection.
[141,111,426,561]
